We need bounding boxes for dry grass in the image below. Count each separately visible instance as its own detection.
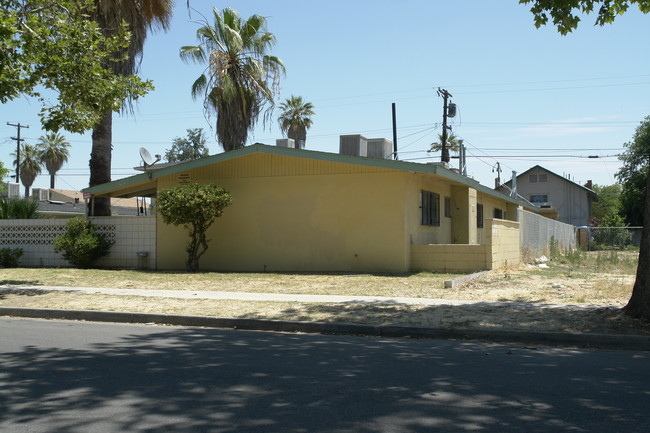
[2,250,649,335]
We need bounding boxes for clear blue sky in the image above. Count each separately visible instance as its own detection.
[1,1,649,193]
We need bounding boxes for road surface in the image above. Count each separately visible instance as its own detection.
[1,317,649,432]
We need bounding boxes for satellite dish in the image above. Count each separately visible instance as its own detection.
[140,147,155,167]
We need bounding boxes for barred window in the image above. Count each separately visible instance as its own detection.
[444,196,452,218]
[494,208,503,219]
[477,204,484,228]
[420,190,440,226]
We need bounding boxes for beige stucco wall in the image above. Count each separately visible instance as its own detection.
[151,151,522,273]
[155,153,413,273]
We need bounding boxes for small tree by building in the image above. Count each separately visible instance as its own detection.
[157,183,233,272]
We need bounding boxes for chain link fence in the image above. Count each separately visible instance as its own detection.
[577,226,642,250]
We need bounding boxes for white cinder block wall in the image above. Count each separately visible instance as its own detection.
[0,216,156,269]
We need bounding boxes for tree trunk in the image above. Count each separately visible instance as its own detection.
[89,111,113,216]
[624,164,650,319]
[50,173,55,189]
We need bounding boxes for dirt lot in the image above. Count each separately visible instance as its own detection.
[1,251,649,335]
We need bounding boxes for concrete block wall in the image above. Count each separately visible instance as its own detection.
[486,218,520,269]
[0,216,156,269]
[411,244,489,273]
[90,216,156,269]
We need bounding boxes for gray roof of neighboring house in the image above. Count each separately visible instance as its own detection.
[37,200,147,216]
[84,143,536,210]
[502,165,597,197]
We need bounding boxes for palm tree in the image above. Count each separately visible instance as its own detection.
[12,144,42,198]
[430,132,462,153]
[278,96,315,149]
[180,7,285,151]
[89,0,173,216]
[38,132,71,189]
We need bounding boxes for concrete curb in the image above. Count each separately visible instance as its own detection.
[444,270,492,289]
[2,307,649,351]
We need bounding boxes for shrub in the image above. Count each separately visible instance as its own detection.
[0,198,40,219]
[53,217,114,268]
[0,247,23,267]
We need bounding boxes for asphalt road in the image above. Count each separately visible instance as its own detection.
[1,318,649,433]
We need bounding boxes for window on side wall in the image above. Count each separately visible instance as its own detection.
[530,194,548,204]
[420,190,440,226]
[477,203,484,228]
[494,208,503,219]
[444,196,452,218]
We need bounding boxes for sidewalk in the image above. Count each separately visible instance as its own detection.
[0,284,606,309]
[1,284,649,351]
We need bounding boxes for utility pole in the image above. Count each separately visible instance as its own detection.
[493,162,502,189]
[437,88,452,164]
[7,122,29,183]
[391,102,398,160]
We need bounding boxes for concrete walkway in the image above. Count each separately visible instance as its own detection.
[0,284,605,310]
[1,284,648,351]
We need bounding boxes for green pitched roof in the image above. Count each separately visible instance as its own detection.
[84,143,532,208]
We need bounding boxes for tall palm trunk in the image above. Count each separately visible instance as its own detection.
[89,111,112,216]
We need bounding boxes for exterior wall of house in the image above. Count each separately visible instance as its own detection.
[155,153,413,273]
[515,167,592,226]
[411,218,520,272]
[152,152,524,273]
[476,192,513,244]
[408,174,456,245]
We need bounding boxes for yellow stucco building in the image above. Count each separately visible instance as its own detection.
[84,144,531,273]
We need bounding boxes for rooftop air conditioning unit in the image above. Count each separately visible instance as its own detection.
[32,188,50,201]
[427,161,450,169]
[339,134,367,157]
[367,138,393,159]
[276,138,295,148]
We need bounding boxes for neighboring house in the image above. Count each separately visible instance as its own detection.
[30,188,148,218]
[84,143,535,273]
[499,165,596,227]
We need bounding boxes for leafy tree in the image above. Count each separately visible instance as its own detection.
[37,132,70,189]
[520,0,650,35]
[157,183,233,272]
[616,117,650,227]
[0,0,153,132]
[165,128,210,163]
[278,96,315,149]
[430,132,462,153]
[89,0,173,216]
[53,217,114,268]
[0,161,8,193]
[180,7,285,151]
[522,1,650,319]
[590,183,623,225]
[11,143,42,198]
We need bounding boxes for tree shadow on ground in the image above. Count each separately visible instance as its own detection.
[1,320,649,433]
[253,302,650,336]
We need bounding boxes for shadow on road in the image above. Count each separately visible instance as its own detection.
[1,320,649,432]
